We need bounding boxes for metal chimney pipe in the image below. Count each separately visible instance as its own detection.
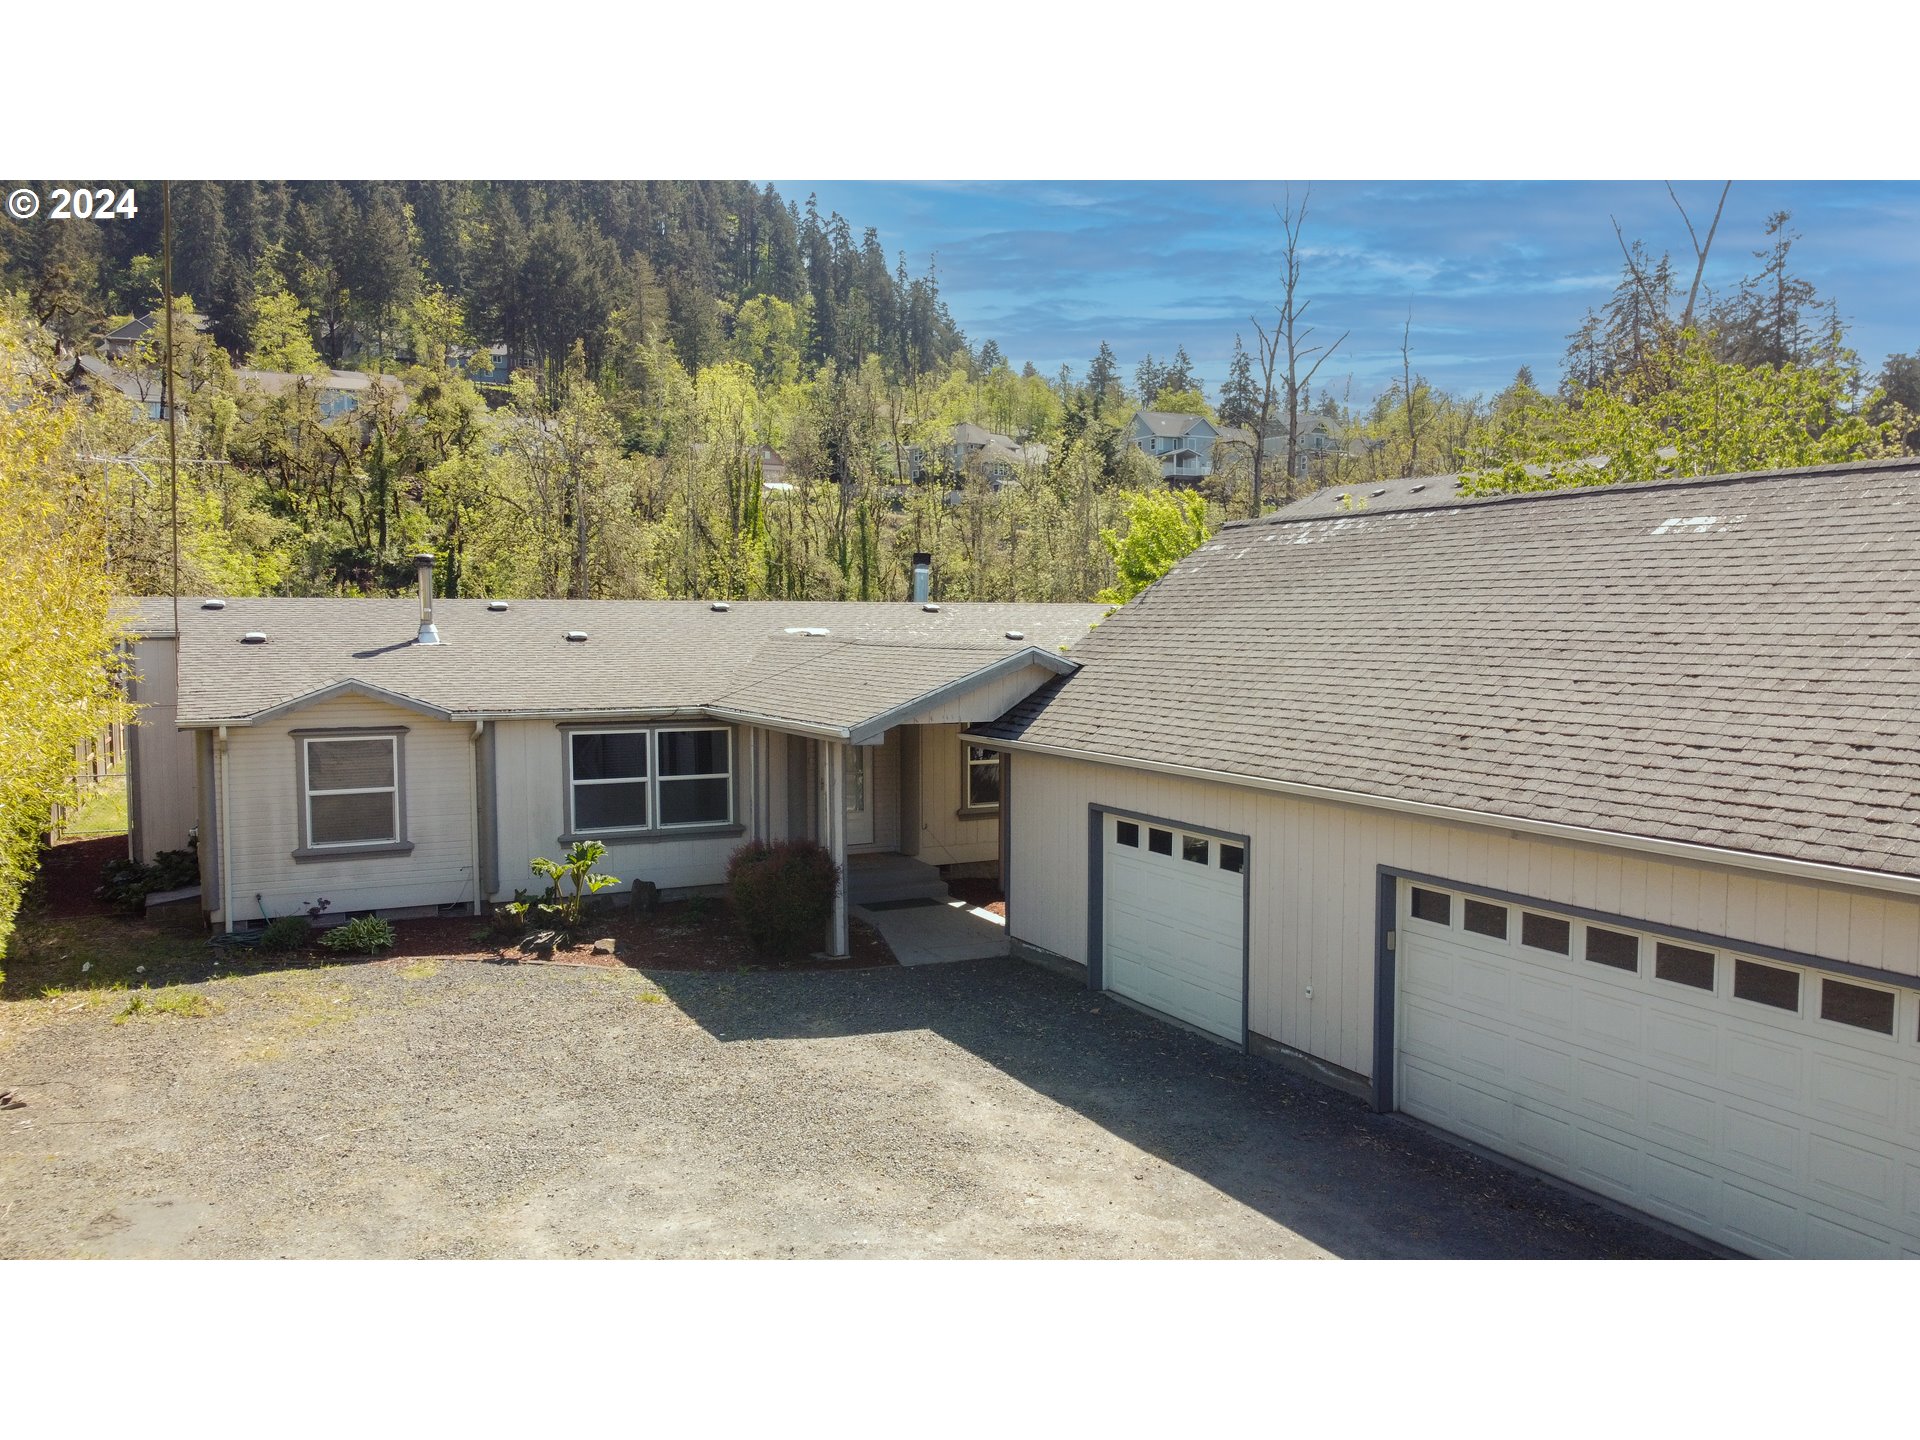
[911,552,932,604]
[415,553,441,645]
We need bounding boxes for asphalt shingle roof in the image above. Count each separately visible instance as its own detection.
[133,598,1107,733]
[972,459,1920,881]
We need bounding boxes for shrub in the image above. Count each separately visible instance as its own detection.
[258,915,312,953]
[317,915,396,955]
[725,839,839,958]
[97,837,200,913]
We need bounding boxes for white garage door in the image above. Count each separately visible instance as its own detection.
[1394,878,1920,1258]
[1100,813,1245,1043]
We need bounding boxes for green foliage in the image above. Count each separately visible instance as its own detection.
[510,840,620,934]
[246,288,326,374]
[114,989,219,1024]
[1096,489,1212,604]
[97,842,200,916]
[724,839,839,958]
[317,915,396,955]
[1462,336,1902,497]
[259,915,313,953]
[1148,386,1214,418]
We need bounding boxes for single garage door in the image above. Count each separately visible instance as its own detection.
[1394,878,1920,1258]
[1100,812,1245,1043]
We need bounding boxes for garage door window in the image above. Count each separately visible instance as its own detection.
[1734,958,1800,1012]
[1521,912,1571,955]
[1220,843,1245,874]
[1464,898,1508,939]
[1182,835,1209,865]
[1116,820,1139,848]
[1148,827,1173,856]
[1655,942,1716,991]
[1821,978,1895,1035]
[1410,887,1451,925]
[1584,926,1639,972]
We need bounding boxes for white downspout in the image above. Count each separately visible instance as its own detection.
[216,724,234,933]
[469,720,486,916]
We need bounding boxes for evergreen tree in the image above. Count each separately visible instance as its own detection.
[1087,342,1121,417]
[1218,335,1259,428]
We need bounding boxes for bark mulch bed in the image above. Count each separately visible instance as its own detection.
[369,898,896,972]
[30,836,129,919]
[946,877,1006,919]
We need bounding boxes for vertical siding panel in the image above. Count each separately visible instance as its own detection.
[1782,881,1821,954]
[1571,847,1598,909]
[1669,863,1703,932]
[1750,878,1789,957]
[1884,900,1920,978]
[1846,895,1887,969]
[1722,871,1760,953]
[1639,856,1675,927]
[1814,884,1851,959]
[1592,848,1624,914]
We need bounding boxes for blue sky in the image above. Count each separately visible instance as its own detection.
[776,181,1920,402]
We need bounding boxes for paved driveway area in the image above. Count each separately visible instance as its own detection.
[0,957,1707,1259]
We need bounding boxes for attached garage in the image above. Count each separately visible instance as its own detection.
[1390,876,1920,1258]
[1094,810,1247,1043]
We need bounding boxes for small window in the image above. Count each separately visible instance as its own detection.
[570,729,651,833]
[964,744,1001,809]
[1148,827,1172,856]
[1521,912,1571,955]
[1410,887,1451,925]
[657,728,731,828]
[1821,978,1895,1035]
[1219,843,1245,874]
[1734,959,1800,1012]
[1584,926,1639,972]
[1116,820,1139,848]
[1655,942,1715,991]
[1181,835,1209,865]
[1463,899,1508,940]
[304,735,399,848]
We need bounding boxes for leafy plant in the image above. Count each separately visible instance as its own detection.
[724,839,839,958]
[303,897,332,921]
[1095,489,1211,604]
[507,841,620,938]
[258,915,312,953]
[97,836,200,913]
[317,915,396,955]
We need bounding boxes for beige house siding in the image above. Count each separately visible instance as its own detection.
[848,730,902,854]
[217,694,478,924]
[127,636,199,863]
[489,717,774,900]
[1005,751,1920,1083]
[909,723,1000,865]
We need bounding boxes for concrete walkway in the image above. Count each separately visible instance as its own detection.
[856,896,1009,966]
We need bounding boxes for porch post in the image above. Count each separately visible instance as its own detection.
[821,739,850,958]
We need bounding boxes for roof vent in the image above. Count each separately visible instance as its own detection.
[240,631,267,645]
[1005,630,1025,641]
[564,631,588,643]
[1371,488,1387,497]
[1409,483,1427,492]
[783,626,830,637]
[486,600,509,612]
[710,602,730,612]
[200,599,226,611]
[922,603,941,613]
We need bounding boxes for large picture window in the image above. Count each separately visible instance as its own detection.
[964,743,1001,811]
[303,734,400,849]
[567,725,733,835]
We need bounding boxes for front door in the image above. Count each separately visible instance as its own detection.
[845,744,873,846]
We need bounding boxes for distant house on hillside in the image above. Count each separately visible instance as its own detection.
[97,311,211,362]
[233,367,407,420]
[1126,410,1221,482]
[1214,413,1377,479]
[907,422,1047,487]
[448,342,515,387]
[69,355,170,421]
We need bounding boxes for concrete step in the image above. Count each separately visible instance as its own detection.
[848,854,949,906]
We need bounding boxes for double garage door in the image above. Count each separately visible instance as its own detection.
[1395,877,1920,1258]
[1099,812,1246,1044]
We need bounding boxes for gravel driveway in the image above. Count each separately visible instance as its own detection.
[0,956,1707,1259]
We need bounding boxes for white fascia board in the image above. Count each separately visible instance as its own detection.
[970,733,1920,903]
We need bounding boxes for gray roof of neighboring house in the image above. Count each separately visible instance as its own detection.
[131,598,1109,736]
[1271,460,1622,520]
[1132,410,1214,438]
[100,311,211,344]
[232,368,401,396]
[973,458,1920,881]
[74,355,164,403]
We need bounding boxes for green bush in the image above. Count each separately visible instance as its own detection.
[724,840,839,958]
[258,915,312,953]
[97,837,200,913]
[317,915,396,955]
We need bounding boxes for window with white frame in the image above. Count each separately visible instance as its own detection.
[964,743,1001,810]
[567,726,733,835]
[303,735,400,848]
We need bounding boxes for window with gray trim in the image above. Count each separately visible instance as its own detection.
[569,729,651,833]
[964,744,1001,809]
[567,725,734,835]
[303,735,399,848]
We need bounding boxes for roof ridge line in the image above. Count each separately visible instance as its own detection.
[1223,456,1920,532]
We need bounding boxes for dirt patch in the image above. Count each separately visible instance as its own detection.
[946,877,1006,918]
[29,836,128,920]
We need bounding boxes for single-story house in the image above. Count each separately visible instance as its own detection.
[970,457,1920,1260]
[121,567,1106,960]
[97,310,212,362]
[232,367,407,420]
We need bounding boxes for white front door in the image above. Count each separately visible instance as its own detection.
[1101,812,1246,1042]
[845,744,873,847]
[1395,878,1920,1258]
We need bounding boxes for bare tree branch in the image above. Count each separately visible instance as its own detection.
[1668,179,1730,335]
